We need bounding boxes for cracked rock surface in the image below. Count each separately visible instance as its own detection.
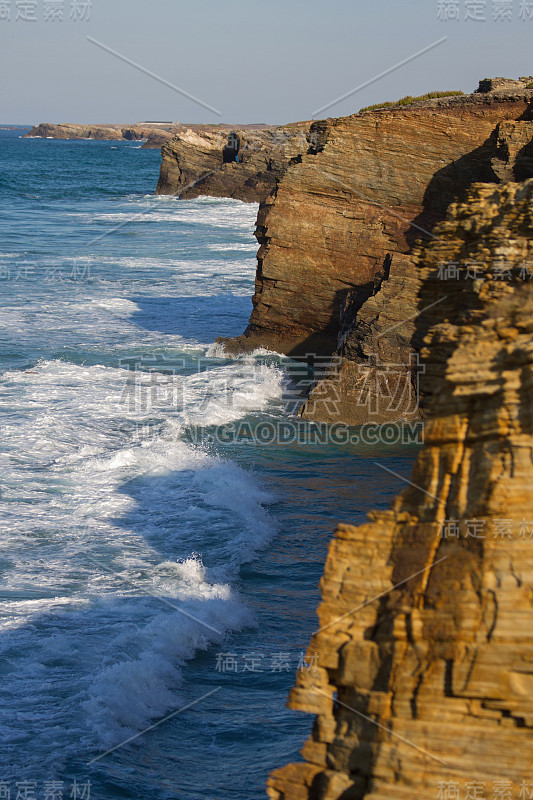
[268,179,533,799]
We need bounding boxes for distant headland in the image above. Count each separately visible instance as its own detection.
[23,121,278,149]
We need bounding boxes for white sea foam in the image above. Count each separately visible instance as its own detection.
[206,242,257,252]
[0,352,281,767]
[0,194,281,777]
[84,557,252,746]
[84,196,258,230]
[94,297,141,313]
[205,341,228,358]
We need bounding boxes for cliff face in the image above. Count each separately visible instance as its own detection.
[267,178,533,799]
[298,251,426,425]
[155,123,312,203]
[218,84,533,359]
[295,91,533,424]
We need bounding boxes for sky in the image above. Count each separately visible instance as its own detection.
[1,0,532,125]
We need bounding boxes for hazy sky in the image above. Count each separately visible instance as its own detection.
[1,0,532,124]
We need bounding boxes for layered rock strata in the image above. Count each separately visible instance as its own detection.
[155,123,313,203]
[219,80,533,359]
[297,253,425,425]
[267,178,533,799]
[297,90,533,423]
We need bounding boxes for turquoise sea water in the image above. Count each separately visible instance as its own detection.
[0,129,417,799]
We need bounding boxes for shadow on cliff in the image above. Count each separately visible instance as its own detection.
[514,137,533,181]
[305,608,398,798]
[403,130,506,402]
[392,130,505,412]
[403,101,533,249]
[301,292,475,800]
[290,282,377,360]
[233,130,506,363]
[405,129,501,252]
[235,278,382,362]
[303,147,507,795]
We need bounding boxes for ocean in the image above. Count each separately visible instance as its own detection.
[0,128,417,799]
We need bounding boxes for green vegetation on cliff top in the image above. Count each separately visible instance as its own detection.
[359,90,465,113]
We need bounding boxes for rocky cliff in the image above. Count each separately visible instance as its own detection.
[216,80,533,365]
[24,122,185,148]
[297,90,533,425]
[267,178,533,799]
[23,121,279,150]
[155,122,313,203]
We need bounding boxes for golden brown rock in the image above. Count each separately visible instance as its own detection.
[221,88,533,359]
[298,98,533,425]
[267,179,533,799]
[156,123,313,202]
[298,253,424,425]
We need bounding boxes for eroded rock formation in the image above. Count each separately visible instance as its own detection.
[219,80,533,360]
[298,252,425,425]
[156,123,312,202]
[295,85,533,424]
[267,178,533,799]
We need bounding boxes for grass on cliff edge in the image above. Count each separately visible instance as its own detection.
[359,90,465,113]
